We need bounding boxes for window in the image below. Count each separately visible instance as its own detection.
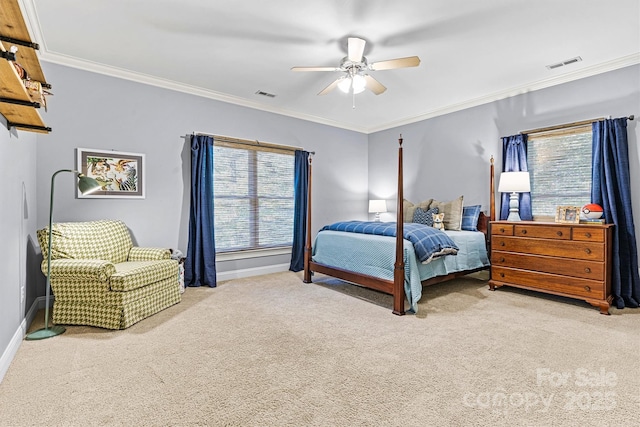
[527,125,592,219]
[213,139,294,253]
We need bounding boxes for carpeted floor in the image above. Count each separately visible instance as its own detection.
[1,271,638,427]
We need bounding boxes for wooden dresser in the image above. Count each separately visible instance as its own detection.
[489,221,613,314]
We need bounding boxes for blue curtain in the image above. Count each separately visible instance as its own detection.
[289,150,310,272]
[184,134,217,288]
[500,134,532,220]
[592,118,639,308]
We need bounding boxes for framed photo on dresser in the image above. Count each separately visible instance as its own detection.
[555,206,581,223]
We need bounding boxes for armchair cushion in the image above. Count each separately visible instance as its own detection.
[110,260,178,292]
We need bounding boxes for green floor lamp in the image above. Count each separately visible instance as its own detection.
[25,169,101,341]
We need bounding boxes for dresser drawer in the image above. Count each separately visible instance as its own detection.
[491,266,605,299]
[491,251,604,280]
[573,227,605,242]
[491,224,514,236]
[514,224,571,240]
[492,236,605,261]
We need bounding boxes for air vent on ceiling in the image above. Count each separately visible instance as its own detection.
[546,56,582,70]
[255,90,276,98]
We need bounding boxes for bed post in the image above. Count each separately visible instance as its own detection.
[303,156,313,283]
[393,136,406,315]
[490,155,495,221]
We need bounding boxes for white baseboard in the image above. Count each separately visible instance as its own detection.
[216,263,290,282]
[0,296,48,384]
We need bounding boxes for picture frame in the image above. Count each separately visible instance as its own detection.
[555,206,581,223]
[76,148,145,198]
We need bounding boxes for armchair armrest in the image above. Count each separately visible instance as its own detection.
[128,247,171,261]
[45,259,116,282]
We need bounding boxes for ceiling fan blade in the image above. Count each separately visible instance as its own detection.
[364,75,386,95]
[347,37,366,62]
[317,78,341,95]
[291,66,340,72]
[370,56,421,71]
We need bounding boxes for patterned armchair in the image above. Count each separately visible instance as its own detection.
[37,220,181,329]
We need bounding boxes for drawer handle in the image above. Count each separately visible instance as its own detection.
[500,257,505,263]
[557,231,563,237]
[585,248,592,254]
[500,273,505,278]
[500,242,505,247]
[584,267,591,273]
[584,285,591,292]
[499,228,505,233]
[521,229,527,235]
[585,232,592,238]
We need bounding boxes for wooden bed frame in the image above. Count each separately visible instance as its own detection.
[303,136,496,315]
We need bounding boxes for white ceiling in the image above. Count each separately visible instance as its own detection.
[21,0,640,133]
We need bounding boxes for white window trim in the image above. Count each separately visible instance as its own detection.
[216,246,292,261]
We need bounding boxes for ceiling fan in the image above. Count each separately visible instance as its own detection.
[291,37,420,96]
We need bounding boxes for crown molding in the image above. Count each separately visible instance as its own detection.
[38,51,371,133]
[367,53,640,134]
[38,50,639,135]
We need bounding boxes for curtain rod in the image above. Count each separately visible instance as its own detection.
[519,115,635,136]
[192,131,314,154]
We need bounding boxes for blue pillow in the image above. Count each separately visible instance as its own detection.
[461,205,481,231]
[413,207,439,227]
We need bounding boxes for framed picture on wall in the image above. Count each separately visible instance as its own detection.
[76,148,145,198]
[555,206,581,223]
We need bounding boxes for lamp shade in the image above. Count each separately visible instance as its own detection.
[368,199,387,213]
[77,174,101,195]
[498,171,531,193]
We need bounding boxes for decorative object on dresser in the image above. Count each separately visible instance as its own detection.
[555,206,581,223]
[368,199,387,222]
[489,221,613,314]
[498,171,530,221]
[581,203,604,219]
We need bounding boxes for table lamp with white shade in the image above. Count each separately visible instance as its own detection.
[498,171,531,222]
[368,199,387,222]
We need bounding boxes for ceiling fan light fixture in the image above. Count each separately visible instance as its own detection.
[337,74,366,94]
[352,74,366,94]
[337,76,351,94]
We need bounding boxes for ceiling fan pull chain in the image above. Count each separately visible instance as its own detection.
[352,90,356,109]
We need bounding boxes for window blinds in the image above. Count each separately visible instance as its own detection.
[527,127,592,218]
[213,142,294,252]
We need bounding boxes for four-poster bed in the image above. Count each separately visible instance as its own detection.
[303,136,496,314]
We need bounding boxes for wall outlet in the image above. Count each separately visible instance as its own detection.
[20,285,25,304]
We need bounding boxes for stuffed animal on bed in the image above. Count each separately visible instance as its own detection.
[432,212,445,231]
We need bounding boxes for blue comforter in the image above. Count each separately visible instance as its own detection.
[320,221,458,263]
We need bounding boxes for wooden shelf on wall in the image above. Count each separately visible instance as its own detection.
[0,0,51,133]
